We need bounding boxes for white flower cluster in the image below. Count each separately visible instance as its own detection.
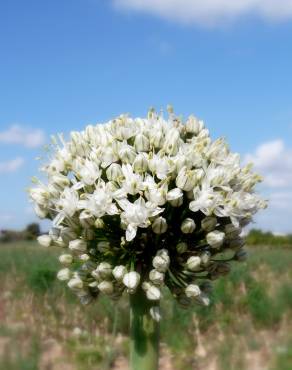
[30,108,266,311]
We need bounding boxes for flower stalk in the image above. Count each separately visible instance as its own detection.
[130,288,160,370]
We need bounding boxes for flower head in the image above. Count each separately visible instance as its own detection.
[29,108,266,311]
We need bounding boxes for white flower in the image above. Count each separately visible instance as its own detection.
[118,197,163,241]
[106,163,123,182]
[181,218,196,234]
[78,181,119,218]
[206,230,225,249]
[123,271,140,292]
[121,164,144,195]
[37,235,52,247]
[75,159,101,186]
[133,153,148,173]
[186,256,201,271]
[57,188,79,218]
[134,133,150,152]
[176,167,197,191]
[185,116,204,135]
[30,107,266,309]
[152,217,168,234]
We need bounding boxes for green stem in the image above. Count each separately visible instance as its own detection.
[130,288,160,370]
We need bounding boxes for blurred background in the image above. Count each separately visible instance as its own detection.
[0,1,291,369]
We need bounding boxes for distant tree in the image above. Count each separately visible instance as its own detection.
[25,223,41,240]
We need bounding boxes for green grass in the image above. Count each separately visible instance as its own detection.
[0,241,291,369]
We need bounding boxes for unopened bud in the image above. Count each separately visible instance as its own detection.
[185,284,201,298]
[152,217,168,234]
[37,235,52,247]
[181,218,196,234]
[206,231,225,249]
[186,256,201,271]
[57,268,71,281]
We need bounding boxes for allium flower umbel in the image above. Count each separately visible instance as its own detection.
[29,108,266,312]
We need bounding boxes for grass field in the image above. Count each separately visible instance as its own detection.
[0,241,291,370]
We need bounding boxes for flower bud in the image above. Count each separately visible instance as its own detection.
[201,217,217,232]
[176,242,188,254]
[97,241,110,253]
[195,293,210,306]
[186,256,201,271]
[206,231,225,249]
[150,130,164,149]
[152,255,170,273]
[119,146,136,164]
[80,254,90,261]
[94,218,105,229]
[81,228,95,241]
[181,218,196,234]
[79,210,94,228]
[200,251,211,266]
[106,163,122,182]
[185,284,201,298]
[123,271,140,292]
[34,204,48,219]
[224,224,242,239]
[185,116,204,135]
[68,277,83,290]
[227,237,245,249]
[59,254,73,265]
[134,134,150,152]
[60,228,78,244]
[156,249,169,257]
[152,217,168,234]
[98,281,114,295]
[146,285,161,301]
[57,268,71,281]
[133,153,148,173]
[176,167,197,191]
[166,188,183,207]
[69,239,87,253]
[150,306,161,322]
[37,235,52,247]
[149,269,164,285]
[113,265,127,281]
[97,262,112,279]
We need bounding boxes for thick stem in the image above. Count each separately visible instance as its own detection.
[130,288,160,370]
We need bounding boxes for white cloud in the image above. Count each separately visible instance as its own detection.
[0,157,25,173]
[245,139,292,233]
[245,139,292,188]
[0,125,45,148]
[113,0,292,26]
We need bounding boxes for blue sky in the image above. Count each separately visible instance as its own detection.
[0,0,292,233]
